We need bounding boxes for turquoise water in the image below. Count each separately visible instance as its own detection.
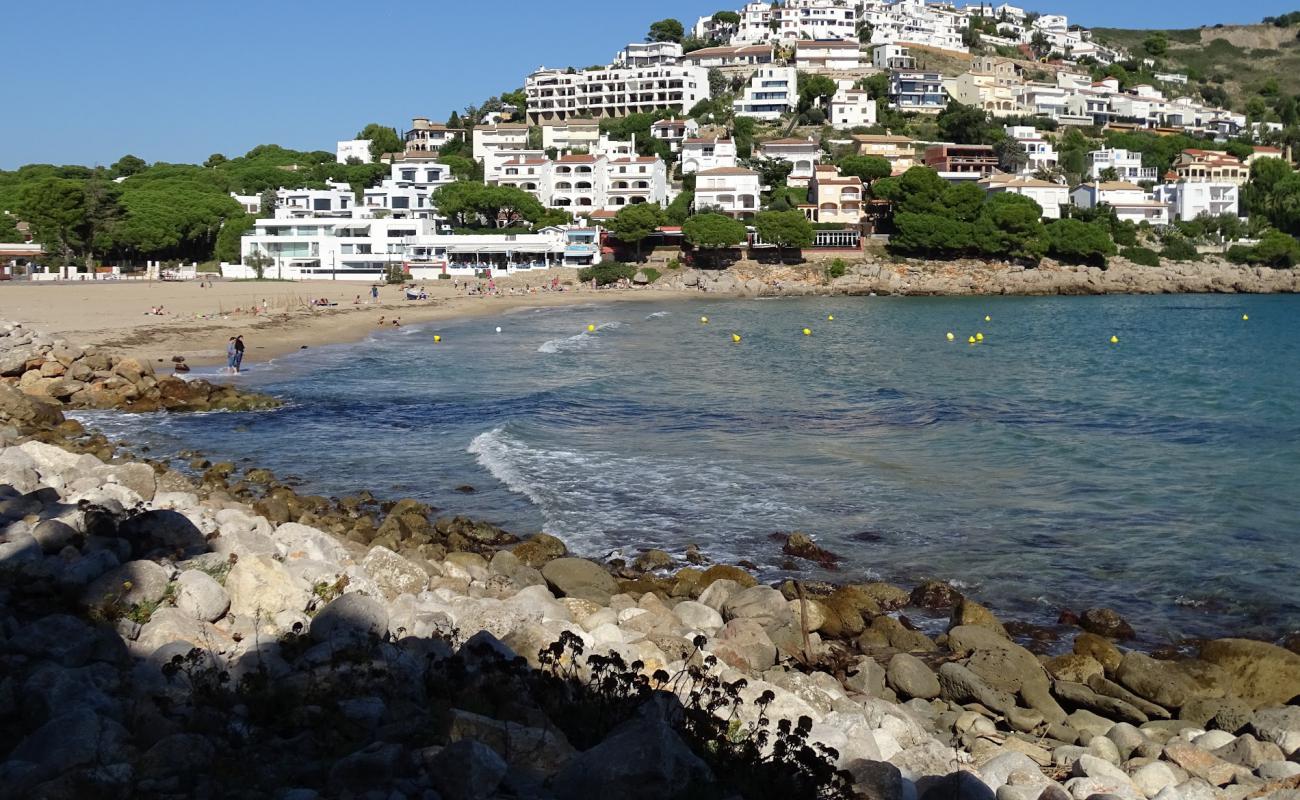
[87,294,1300,643]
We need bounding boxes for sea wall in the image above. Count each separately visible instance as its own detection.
[1,383,1298,798]
[656,258,1300,297]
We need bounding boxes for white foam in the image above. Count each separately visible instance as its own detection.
[645,311,672,319]
[536,321,622,354]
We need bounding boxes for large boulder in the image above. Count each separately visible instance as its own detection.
[551,710,714,800]
[540,557,620,604]
[937,662,1015,715]
[1079,607,1136,640]
[0,382,64,430]
[887,652,941,700]
[425,739,508,800]
[948,597,1009,638]
[224,554,309,618]
[711,618,778,672]
[80,559,171,610]
[360,545,430,599]
[1199,638,1300,709]
[722,585,790,629]
[311,592,390,645]
[173,569,230,622]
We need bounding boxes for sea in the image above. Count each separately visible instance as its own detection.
[77,293,1300,644]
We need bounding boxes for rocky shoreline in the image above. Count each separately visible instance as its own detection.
[654,257,1300,297]
[1,340,1299,798]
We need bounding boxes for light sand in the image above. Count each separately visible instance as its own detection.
[0,271,694,366]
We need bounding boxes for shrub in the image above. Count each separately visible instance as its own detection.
[824,258,849,280]
[641,267,662,283]
[577,261,638,286]
[1121,246,1161,266]
[1160,237,1200,262]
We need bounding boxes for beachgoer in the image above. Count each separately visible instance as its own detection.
[377,316,385,326]
[354,294,361,304]
[370,285,379,303]
[226,337,237,373]
[392,317,401,327]
[233,335,245,372]
[262,298,268,313]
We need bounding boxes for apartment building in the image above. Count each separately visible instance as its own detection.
[1172,150,1249,186]
[861,0,968,53]
[680,44,775,69]
[1086,149,1156,183]
[1070,182,1169,226]
[693,167,762,217]
[404,118,466,155]
[1152,181,1240,221]
[473,123,530,162]
[852,133,918,175]
[274,184,356,219]
[756,137,821,186]
[681,137,738,174]
[361,157,457,220]
[803,164,864,225]
[650,118,700,151]
[1004,125,1057,175]
[731,0,858,44]
[489,152,672,212]
[945,71,1020,117]
[794,40,863,72]
[525,64,710,123]
[541,121,600,152]
[734,66,799,121]
[613,41,683,68]
[872,43,915,70]
[924,144,998,180]
[830,88,878,128]
[978,175,1068,219]
[890,70,947,114]
[336,140,372,164]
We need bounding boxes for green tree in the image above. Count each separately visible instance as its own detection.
[859,73,890,101]
[683,212,747,266]
[712,10,740,25]
[204,153,227,168]
[872,166,948,215]
[754,209,813,260]
[891,212,976,255]
[0,214,23,243]
[17,178,90,262]
[937,101,994,144]
[797,72,838,116]
[259,189,277,218]
[111,155,147,178]
[836,155,892,185]
[857,21,874,44]
[606,202,665,261]
[214,213,255,263]
[1044,218,1116,265]
[647,18,685,43]
[751,157,795,191]
[993,138,1028,174]
[357,123,404,161]
[733,117,757,158]
[1143,33,1168,57]
[973,193,1047,260]
[1251,230,1300,266]
[708,68,728,98]
[665,189,694,225]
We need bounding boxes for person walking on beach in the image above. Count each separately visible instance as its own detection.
[370,285,379,303]
[225,337,238,373]
[233,335,245,373]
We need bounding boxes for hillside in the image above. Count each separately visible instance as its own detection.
[1092,21,1300,109]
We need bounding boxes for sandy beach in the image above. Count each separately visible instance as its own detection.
[0,271,688,367]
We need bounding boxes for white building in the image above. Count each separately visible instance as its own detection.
[890,69,947,114]
[872,43,915,70]
[1152,181,1240,222]
[237,217,596,281]
[613,41,683,68]
[650,118,700,151]
[979,174,1068,219]
[731,0,858,44]
[336,139,372,164]
[680,44,775,69]
[756,137,821,187]
[490,152,672,212]
[734,66,799,121]
[1004,125,1056,175]
[541,121,600,153]
[1070,182,1169,226]
[680,137,738,174]
[361,157,457,219]
[473,123,531,163]
[830,87,878,128]
[794,40,863,72]
[1086,148,1156,183]
[275,184,356,219]
[525,64,710,123]
[403,119,465,155]
[862,0,968,53]
[1017,82,1069,119]
[693,167,762,217]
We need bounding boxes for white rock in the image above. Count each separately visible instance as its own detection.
[1192,730,1236,750]
[1130,761,1178,798]
[273,522,353,564]
[361,546,430,600]
[672,600,723,631]
[173,570,230,622]
[225,555,310,618]
[980,752,1047,791]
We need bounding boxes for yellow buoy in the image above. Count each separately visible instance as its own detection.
[732,333,742,343]
[1242,314,1249,321]
[802,328,812,336]
[976,332,984,341]
[946,332,955,341]
[587,324,595,332]
[434,335,442,343]
[1110,335,1119,344]
[827,314,835,321]
[984,315,991,322]
[968,335,976,344]
[700,316,709,324]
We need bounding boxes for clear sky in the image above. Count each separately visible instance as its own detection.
[4,0,1295,169]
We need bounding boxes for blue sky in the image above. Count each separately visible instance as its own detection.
[3,0,1294,169]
